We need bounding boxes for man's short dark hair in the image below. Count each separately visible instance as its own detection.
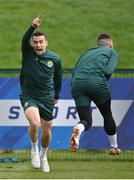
[98,33,112,41]
[97,33,113,46]
[32,31,47,40]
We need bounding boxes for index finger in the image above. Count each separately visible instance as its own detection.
[36,12,42,18]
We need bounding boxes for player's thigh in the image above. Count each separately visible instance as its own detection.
[73,93,91,107]
[20,98,41,126]
[25,107,41,127]
[95,98,112,117]
[92,88,111,105]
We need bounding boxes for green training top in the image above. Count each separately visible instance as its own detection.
[72,45,118,81]
[20,26,62,100]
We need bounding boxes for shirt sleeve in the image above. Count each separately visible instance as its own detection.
[54,58,62,99]
[105,49,119,80]
[21,26,36,56]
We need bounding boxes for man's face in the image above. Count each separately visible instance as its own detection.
[32,35,48,56]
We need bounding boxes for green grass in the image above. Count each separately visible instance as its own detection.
[0,160,134,179]
[0,149,134,178]
[0,0,134,69]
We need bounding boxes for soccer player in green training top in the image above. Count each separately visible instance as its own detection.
[20,16,62,172]
[70,33,121,156]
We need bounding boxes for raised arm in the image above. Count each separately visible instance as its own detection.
[21,16,41,53]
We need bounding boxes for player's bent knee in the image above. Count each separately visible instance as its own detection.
[30,121,40,129]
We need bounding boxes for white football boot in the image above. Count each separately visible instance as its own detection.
[109,147,121,156]
[70,128,80,152]
[40,158,50,172]
[31,150,40,168]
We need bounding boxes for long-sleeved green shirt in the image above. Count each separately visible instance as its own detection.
[73,45,118,81]
[20,26,62,100]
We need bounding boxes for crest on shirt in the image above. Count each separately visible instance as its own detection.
[24,102,29,108]
[47,60,53,68]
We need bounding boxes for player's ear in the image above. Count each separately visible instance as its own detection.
[45,40,48,47]
[109,44,112,48]
[109,40,113,48]
[31,37,34,47]
[108,42,113,48]
[31,40,34,47]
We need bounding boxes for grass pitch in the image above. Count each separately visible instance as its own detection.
[0,0,134,69]
[0,149,134,179]
[0,159,134,179]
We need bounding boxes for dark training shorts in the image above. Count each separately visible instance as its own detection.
[71,79,111,107]
[20,96,54,121]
